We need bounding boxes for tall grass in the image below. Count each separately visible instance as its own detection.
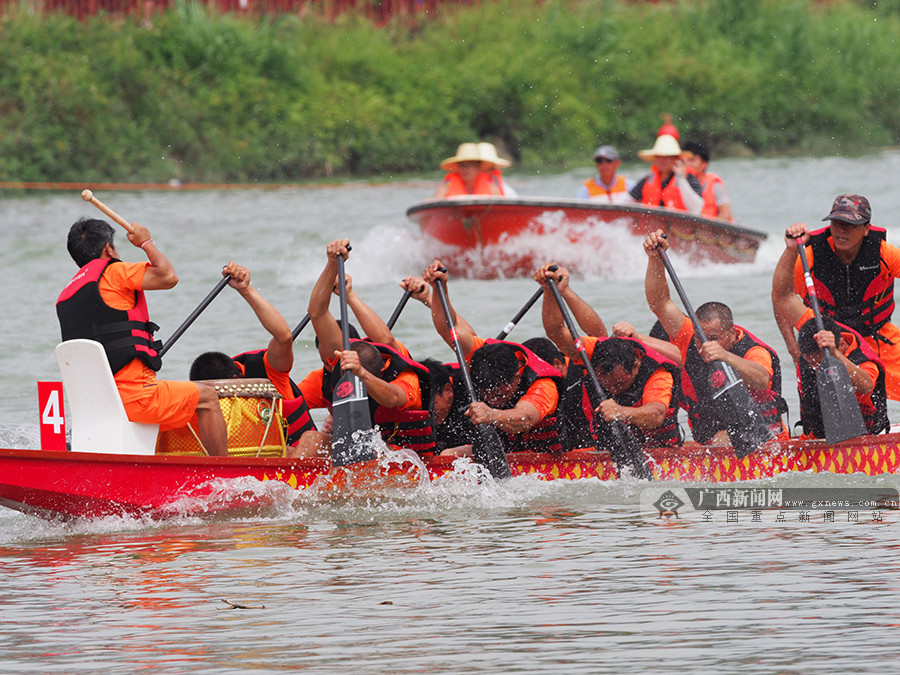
[0,0,899,183]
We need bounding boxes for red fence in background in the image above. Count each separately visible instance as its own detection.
[0,0,478,23]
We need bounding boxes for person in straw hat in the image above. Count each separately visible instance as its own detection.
[629,134,704,215]
[433,142,513,199]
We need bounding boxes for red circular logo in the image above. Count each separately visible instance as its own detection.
[709,370,726,389]
[334,381,354,398]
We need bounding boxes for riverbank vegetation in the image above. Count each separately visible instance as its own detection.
[2,0,900,183]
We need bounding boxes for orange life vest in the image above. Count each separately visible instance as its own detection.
[583,176,628,201]
[442,172,499,197]
[638,165,688,210]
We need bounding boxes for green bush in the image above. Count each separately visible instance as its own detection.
[0,0,899,183]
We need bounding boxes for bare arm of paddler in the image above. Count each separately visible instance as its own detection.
[772,224,811,364]
[533,263,607,358]
[333,348,411,409]
[224,261,293,374]
[611,321,682,365]
[422,260,476,357]
[308,239,349,364]
[643,230,690,340]
[127,223,178,290]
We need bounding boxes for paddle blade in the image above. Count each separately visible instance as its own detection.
[331,371,376,467]
[708,362,774,459]
[473,424,512,480]
[593,420,653,480]
[816,352,868,444]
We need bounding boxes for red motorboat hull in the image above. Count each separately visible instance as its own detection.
[1,432,898,520]
[407,197,768,277]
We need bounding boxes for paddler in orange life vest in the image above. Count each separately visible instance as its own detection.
[629,135,705,215]
[186,262,320,458]
[643,230,788,444]
[680,140,734,222]
[432,142,512,199]
[299,239,433,457]
[56,217,228,456]
[576,145,635,203]
[421,260,563,456]
[534,264,682,450]
[786,194,900,402]
[772,224,889,437]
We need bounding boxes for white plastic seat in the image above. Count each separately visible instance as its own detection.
[55,339,159,455]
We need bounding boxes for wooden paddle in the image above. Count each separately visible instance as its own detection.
[544,270,652,479]
[655,244,773,458]
[496,287,543,340]
[796,239,868,443]
[433,274,511,480]
[158,274,232,357]
[330,251,376,467]
[81,189,134,233]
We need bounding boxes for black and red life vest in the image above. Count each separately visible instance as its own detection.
[680,325,786,444]
[805,226,894,338]
[56,258,162,374]
[233,349,316,445]
[796,323,889,438]
[574,337,682,449]
[322,340,438,455]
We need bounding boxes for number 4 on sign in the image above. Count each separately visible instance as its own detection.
[38,382,67,451]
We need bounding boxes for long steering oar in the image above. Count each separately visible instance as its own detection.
[496,287,543,340]
[330,250,376,467]
[291,286,413,341]
[796,239,867,443]
[158,274,232,357]
[433,274,511,480]
[655,244,773,458]
[544,271,652,480]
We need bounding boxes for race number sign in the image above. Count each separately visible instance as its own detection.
[38,381,66,451]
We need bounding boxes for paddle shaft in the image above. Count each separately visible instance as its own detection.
[291,314,311,340]
[544,277,609,405]
[496,287,543,340]
[158,274,232,357]
[655,246,712,344]
[81,189,134,234]
[433,278,479,404]
[796,240,829,335]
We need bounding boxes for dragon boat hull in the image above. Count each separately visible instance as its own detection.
[407,197,768,277]
[1,433,898,520]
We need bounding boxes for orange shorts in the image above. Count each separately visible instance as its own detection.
[114,360,200,431]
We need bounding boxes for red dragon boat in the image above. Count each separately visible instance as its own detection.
[1,433,900,521]
[6,339,895,521]
[407,197,768,277]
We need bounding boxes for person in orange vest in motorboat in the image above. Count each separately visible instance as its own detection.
[433,142,511,199]
[629,134,704,215]
[576,145,636,204]
[56,217,228,456]
[681,140,734,222]
[772,223,889,437]
[785,194,900,402]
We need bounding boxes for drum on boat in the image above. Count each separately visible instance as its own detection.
[155,378,287,458]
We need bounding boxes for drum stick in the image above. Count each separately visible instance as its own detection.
[81,189,134,234]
